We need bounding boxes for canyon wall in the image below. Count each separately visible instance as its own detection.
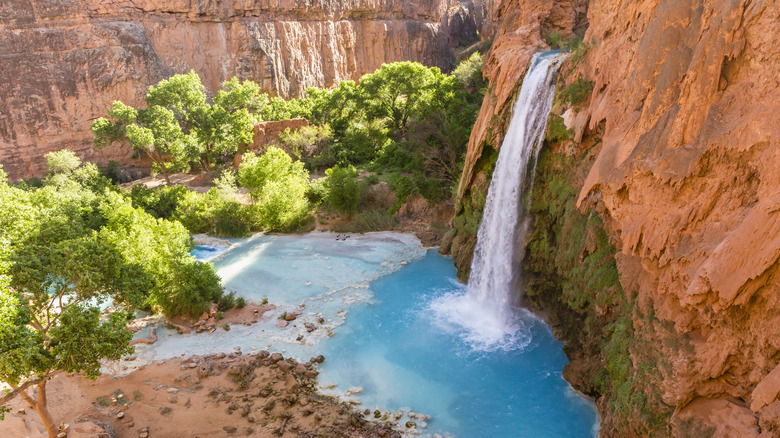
[0,0,478,180]
[451,0,780,435]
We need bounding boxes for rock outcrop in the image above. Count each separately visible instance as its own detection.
[453,0,780,434]
[0,0,480,180]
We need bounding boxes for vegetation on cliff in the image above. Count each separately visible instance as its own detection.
[524,146,673,435]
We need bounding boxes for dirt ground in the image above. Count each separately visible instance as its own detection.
[1,351,400,438]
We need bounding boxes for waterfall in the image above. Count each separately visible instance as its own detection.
[430,52,565,350]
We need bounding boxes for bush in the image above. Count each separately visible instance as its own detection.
[129,184,188,219]
[560,76,593,107]
[45,149,82,175]
[452,52,486,91]
[235,296,246,309]
[371,142,416,172]
[546,113,572,143]
[276,124,333,167]
[306,178,327,205]
[218,291,237,311]
[333,208,397,233]
[323,165,361,215]
[213,201,252,237]
[389,175,418,210]
[256,179,310,231]
[237,147,311,231]
[172,190,212,233]
[100,160,123,184]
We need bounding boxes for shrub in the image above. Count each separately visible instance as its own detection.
[276,124,333,166]
[452,52,486,91]
[546,113,572,143]
[323,165,361,215]
[45,149,82,175]
[238,147,311,231]
[172,190,212,233]
[218,291,237,311]
[333,208,397,233]
[389,175,418,211]
[129,184,188,219]
[560,76,593,107]
[213,201,252,237]
[235,296,246,309]
[306,178,327,205]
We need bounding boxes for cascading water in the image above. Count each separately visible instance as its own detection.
[431,51,566,350]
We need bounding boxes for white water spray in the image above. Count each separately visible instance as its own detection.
[431,52,565,350]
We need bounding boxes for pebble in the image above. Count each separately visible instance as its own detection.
[167,388,179,394]
[345,386,363,396]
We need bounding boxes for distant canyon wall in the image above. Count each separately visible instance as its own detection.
[0,0,479,180]
[454,0,779,434]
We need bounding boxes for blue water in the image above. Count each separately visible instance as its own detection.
[135,234,598,437]
[190,245,222,260]
[318,249,599,437]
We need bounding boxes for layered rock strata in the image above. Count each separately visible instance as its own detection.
[0,0,479,180]
[453,0,780,434]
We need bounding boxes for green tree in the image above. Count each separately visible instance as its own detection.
[0,172,137,438]
[92,72,265,181]
[92,100,192,185]
[193,77,266,171]
[358,62,442,133]
[237,147,311,231]
[97,191,223,316]
[323,164,360,215]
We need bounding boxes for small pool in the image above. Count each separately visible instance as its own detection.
[136,232,599,437]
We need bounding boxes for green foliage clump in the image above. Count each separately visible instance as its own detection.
[559,76,594,107]
[92,72,266,182]
[276,124,333,168]
[0,162,226,433]
[238,147,311,231]
[45,149,82,175]
[524,148,673,434]
[332,208,397,233]
[323,165,361,215]
[452,52,487,92]
[129,184,189,219]
[546,113,572,143]
[43,149,114,192]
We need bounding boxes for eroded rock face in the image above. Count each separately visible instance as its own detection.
[456,0,779,433]
[456,0,588,199]
[0,0,479,180]
[576,0,780,415]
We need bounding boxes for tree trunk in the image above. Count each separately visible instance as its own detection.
[143,150,172,185]
[19,380,58,438]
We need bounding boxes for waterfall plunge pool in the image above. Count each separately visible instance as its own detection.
[130,232,599,437]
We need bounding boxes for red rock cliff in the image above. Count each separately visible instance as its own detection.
[456,0,780,434]
[0,0,479,180]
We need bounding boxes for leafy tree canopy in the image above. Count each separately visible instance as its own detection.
[92,72,266,181]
